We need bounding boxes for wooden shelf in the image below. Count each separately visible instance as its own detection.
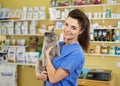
[0,34,44,36]
[0,62,36,66]
[85,53,120,57]
[90,41,120,44]
[91,28,120,30]
[0,19,46,22]
[49,18,120,21]
[54,3,120,9]
[0,45,28,48]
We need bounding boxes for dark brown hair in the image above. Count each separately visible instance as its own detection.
[68,9,90,52]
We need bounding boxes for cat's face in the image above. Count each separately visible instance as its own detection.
[44,31,57,43]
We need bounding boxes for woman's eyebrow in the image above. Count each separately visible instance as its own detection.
[71,25,79,29]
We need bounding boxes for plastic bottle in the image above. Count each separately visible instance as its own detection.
[111,29,115,41]
[102,29,107,41]
[106,8,111,18]
[106,31,110,41]
[116,30,119,42]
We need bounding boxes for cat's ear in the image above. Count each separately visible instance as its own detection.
[51,27,54,32]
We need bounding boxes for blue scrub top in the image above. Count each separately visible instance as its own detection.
[46,41,85,86]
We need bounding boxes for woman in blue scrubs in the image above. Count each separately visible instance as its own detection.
[36,9,90,86]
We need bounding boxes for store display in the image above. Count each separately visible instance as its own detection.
[0,0,120,86]
[49,1,120,57]
[93,29,120,42]
[0,6,47,66]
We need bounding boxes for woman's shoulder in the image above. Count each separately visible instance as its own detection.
[61,43,83,54]
[59,41,65,46]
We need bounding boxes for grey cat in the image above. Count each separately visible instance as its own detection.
[35,28,60,73]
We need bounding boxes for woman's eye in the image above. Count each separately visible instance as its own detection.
[71,26,77,30]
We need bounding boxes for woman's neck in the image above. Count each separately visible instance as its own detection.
[64,39,78,45]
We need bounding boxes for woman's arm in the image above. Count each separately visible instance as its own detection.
[46,47,69,84]
[35,56,48,81]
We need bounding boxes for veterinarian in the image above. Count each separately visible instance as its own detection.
[36,9,90,86]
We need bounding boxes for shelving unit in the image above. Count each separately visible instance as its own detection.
[0,19,46,22]
[85,53,120,57]
[0,62,36,66]
[49,2,120,56]
[49,3,120,19]
[0,18,45,66]
[0,0,120,86]
[1,34,44,36]
[90,41,120,43]
[54,3,120,9]
[0,45,28,48]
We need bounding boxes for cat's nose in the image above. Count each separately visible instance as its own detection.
[44,32,48,36]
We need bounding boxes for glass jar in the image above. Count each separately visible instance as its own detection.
[95,45,101,54]
[101,46,108,54]
[109,46,115,55]
[90,49,94,54]
[116,47,120,55]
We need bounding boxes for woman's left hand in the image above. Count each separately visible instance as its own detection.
[45,46,55,58]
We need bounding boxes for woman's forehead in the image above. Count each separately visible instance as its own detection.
[66,17,78,25]
[66,17,80,27]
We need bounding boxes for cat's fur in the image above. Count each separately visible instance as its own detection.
[35,28,60,73]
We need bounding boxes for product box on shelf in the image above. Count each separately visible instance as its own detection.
[72,0,101,6]
[56,0,69,6]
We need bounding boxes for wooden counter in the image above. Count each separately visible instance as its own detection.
[78,74,116,86]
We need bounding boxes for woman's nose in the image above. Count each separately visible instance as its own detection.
[64,26,70,31]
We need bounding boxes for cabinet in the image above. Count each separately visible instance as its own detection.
[78,74,117,86]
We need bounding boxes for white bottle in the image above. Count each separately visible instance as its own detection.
[90,29,94,41]
[116,30,119,42]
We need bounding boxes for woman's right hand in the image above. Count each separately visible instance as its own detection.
[36,71,48,81]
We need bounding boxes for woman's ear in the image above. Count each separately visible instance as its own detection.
[79,29,84,35]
